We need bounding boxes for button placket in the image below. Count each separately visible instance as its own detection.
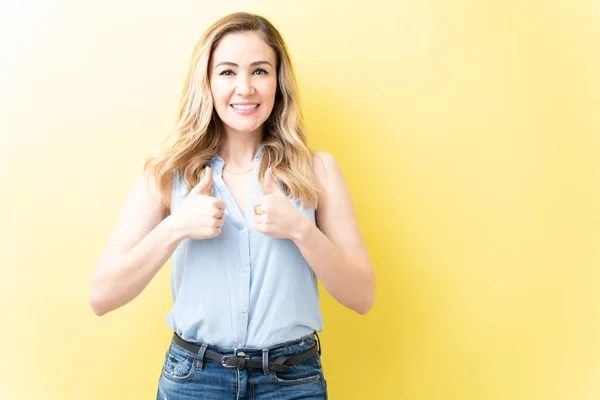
[237,224,251,347]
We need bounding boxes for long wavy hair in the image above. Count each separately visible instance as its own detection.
[144,12,319,212]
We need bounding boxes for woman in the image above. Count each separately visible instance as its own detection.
[90,12,375,399]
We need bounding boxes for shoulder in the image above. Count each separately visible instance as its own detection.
[310,150,358,244]
[312,150,343,189]
[139,168,175,216]
[313,150,336,165]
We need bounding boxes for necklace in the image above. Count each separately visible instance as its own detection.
[223,166,254,175]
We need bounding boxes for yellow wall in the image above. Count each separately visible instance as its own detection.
[1,0,598,398]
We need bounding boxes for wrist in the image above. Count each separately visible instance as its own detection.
[290,215,313,243]
[164,214,188,242]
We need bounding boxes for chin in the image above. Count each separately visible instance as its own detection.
[225,122,266,134]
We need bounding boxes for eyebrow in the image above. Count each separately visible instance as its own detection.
[214,61,274,69]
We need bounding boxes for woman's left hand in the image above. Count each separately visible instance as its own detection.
[253,168,303,239]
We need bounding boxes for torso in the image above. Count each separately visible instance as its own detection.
[222,169,254,218]
[167,150,323,347]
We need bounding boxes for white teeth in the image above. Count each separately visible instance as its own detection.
[232,104,258,110]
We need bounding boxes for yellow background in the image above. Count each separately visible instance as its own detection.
[1,0,599,399]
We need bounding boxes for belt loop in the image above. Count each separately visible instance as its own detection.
[262,349,270,375]
[196,343,208,371]
[314,331,321,356]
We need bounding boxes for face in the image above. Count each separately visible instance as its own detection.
[209,31,278,137]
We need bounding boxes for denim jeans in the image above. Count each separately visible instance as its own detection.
[156,332,328,399]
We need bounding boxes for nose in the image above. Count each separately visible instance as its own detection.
[235,74,255,96]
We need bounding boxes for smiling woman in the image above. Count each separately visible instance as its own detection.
[89,11,375,400]
[210,32,278,134]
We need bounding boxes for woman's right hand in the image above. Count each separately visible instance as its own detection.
[173,166,226,240]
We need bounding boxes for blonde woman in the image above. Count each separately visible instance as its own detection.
[90,12,375,399]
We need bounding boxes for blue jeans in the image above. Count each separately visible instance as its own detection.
[156,333,328,399]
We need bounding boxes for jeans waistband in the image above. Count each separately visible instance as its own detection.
[173,331,321,354]
[171,331,322,373]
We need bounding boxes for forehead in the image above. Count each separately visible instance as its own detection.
[211,31,276,65]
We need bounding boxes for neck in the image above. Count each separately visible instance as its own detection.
[220,130,263,168]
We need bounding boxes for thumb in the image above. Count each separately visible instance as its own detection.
[264,167,282,195]
[191,166,212,195]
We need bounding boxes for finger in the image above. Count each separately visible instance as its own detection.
[253,203,264,216]
[212,208,224,219]
[211,226,222,238]
[252,196,264,207]
[191,166,212,195]
[254,222,266,234]
[214,198,227,210]
[210,218,224,230]
[264,168,281,195]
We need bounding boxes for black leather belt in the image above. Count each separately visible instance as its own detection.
[172,333,319,373]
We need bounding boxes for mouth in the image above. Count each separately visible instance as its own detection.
[231,103,259,110]
[230,103,260,114]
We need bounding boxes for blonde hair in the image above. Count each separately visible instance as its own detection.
[144,12,319,212]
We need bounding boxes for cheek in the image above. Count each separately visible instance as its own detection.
[210,82,228,105]
[261,80,278,104]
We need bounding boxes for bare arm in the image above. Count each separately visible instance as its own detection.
[291,151,375,315]
[89,170,185,316]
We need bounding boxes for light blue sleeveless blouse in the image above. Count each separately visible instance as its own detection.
[166,146,323,348]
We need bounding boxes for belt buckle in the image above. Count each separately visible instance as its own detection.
[220,355,236,368]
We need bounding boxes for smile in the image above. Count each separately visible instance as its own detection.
[231,104,258,110]
[231,104,260,114]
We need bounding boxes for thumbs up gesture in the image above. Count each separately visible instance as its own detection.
[253,168,302,239]
[173,166,227,240]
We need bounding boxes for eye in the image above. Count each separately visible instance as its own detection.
[253,68,268,75]
[219,69,235,76]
